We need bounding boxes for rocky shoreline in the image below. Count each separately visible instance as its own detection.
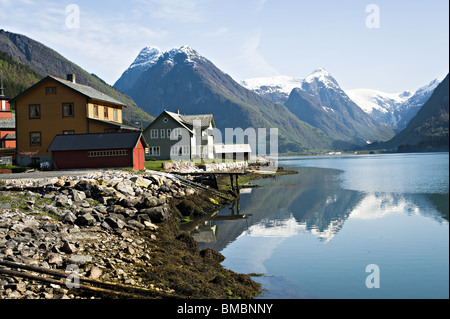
[0,170,262,299]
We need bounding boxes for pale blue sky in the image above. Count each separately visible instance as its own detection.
[0,0,448,92]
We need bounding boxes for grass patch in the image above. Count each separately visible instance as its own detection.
[145,160,167,171]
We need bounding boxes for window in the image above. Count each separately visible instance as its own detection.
[29,105,41,119]
[30,132,41,146]
[104,107,109,119]
[170,128,182,139]
[150,129,158,139]
[171,145,189,156]
[167,129,172,139]
[148,146,160,157]
[163,118,168,123]
[113,109,118,122]
[160,129,165,138]
[63,130,75,135]
[62,103,74,117]
[88,150,127,157]
[45,87,56,95]
[93,105,99,118]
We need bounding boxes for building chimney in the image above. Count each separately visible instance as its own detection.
[176,109,180,115]
[67,74,76,83]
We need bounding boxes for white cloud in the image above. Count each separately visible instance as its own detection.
[132,0,210,23]
[255,0,267,12]
[237,29,279,79]
[203,27,228,38]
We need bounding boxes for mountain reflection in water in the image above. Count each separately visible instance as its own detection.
[185,166,448,252]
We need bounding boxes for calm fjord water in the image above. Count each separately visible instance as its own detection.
[192,153,449,299]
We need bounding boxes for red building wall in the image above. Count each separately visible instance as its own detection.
[133,139,145,170]
[0,129,15,148]
[52,149,134,170]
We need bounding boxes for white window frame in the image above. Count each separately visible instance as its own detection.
[161,129,165,138]
[88,150,128,158]
[148,146,160,157]
[150,129,158,139]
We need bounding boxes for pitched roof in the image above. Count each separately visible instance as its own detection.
[179,114,215,128]
[165,111,215,129]
[88,118,141,131]
[11,76,127,107]
[48,132,146,152]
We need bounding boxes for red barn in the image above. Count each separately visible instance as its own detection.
[48,132,147,170]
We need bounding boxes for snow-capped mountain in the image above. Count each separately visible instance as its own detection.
[241,76,303,103]
[115,45,208,94]
[114,46,162,94]
[301,67,341,92]
[129,46,163,70]
[243,70,442,131]
[345,89,412,127]
[282,68,395,144]
[346,78,441,130]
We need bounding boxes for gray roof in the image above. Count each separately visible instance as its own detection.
[48,132,145,152]
[180,114,215,128]
[165,111,215,130]
[0,114,15,129]
[11,76,127,107]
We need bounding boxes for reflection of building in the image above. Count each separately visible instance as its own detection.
[11,74,139,166]
[190,222,217,243]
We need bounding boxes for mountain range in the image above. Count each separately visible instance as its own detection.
[243,73,440,132]
[115,47,399,151]
[114,46,334,153]
[380,74,449,152]
[0,29,154,128]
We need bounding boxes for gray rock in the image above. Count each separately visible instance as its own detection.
[75,213,96,227]
[55,195,73,207]
[126,219,145,231]
[105,216,125,229]
[60,242,77,254]
[115,181,135,197]
[61,211,77,225]
[130,176,152,188]
[67,254,93,266]
[139,204,170,223]
[71,189,86,202]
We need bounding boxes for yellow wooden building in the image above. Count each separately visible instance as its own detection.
[11,74,140,166]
